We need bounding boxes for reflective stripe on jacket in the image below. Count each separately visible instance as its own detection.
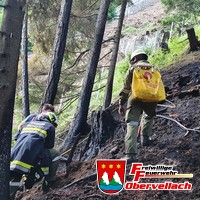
[10,120,55,175]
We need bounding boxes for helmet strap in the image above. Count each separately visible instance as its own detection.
[130,57,138,65]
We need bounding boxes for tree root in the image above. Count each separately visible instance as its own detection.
[63,172,96,189]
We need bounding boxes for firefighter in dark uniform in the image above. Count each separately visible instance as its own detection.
[10,112,59,196]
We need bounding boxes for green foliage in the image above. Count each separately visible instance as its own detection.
[122,22,156,36]
[159,14,183,27]
[160,0,200,26]
[112,55,130,99]
[161,0,200,12]
[116,54,130,74]
[29,0,99,55]
[28,40,33,52]
[28,0,61,54]
[0,8,3,26]
[107,0,121,20]
[122,25,137,35]
[148,34,189,68]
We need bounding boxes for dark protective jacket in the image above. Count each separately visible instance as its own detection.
[119,60,153,105]
[10,119,55,175]
[14,114,38,140]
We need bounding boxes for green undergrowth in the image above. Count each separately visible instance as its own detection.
[149,25,200,68]
[0,9,3,26]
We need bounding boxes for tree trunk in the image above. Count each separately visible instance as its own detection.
[0,0,26,199]
[59,0,111,153]
[82,109,117,160]
[186,28,200,51]
[103,0,127,109]
[40,0,73,108]
[21,5,30,118]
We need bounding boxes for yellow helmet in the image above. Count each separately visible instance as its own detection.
[40,112,58,127]
[130,49,147,61]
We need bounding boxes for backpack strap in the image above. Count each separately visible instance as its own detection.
[136,65,154,71]
[152,66,154,73]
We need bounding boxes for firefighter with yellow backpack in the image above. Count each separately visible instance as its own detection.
[118,49,166,163]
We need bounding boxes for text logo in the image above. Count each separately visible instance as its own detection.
[125,163,193,190]
[96,161,193,194]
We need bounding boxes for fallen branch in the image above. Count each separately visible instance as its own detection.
[156,114,200,136]
[63,172,97,189]
[157,99,176,108]
[167,85,200,98]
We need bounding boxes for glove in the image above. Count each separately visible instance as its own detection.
[24,173,35,189]
[42,179,49,192]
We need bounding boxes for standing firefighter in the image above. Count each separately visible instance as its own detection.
[10,112,60,197]
[119,49,165,163]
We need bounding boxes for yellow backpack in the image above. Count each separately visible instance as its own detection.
[132,66,166,102]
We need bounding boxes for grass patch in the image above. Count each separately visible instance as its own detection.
[122,25,137,35]
[148,34,189,68]
[0,9,3,27]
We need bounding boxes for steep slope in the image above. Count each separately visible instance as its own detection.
[14,1,200,199]
[16,51,200,200]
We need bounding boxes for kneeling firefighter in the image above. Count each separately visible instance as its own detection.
[10,112,60,198]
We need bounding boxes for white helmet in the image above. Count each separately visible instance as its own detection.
[130,49,147,61]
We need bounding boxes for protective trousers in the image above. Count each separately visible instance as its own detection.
[45,148,60,182]
[125,98,157,154]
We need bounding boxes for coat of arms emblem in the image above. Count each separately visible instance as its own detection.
[96,159,126,194]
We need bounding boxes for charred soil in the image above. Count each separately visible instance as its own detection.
[16,51,200,200]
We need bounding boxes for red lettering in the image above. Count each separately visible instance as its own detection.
[165,182,172,189]
[184,182,192,190]
[140,184,146,190]
[178,184,184,189]
[171,183,178,189]
[134,170,146,182]
[124,182,192,191]
[151,183,158,190]
[146,184,151,190]
[133,182,139,189]
[129,163,143,175]
[125,182,133,190]
[158,184,164,189]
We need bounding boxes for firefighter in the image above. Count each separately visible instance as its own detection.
[17,104,55,130]
[119,49,157,163]
[10,112,60,193]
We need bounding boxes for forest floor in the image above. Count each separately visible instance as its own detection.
[15,1,200,199]
[16,48,200,200]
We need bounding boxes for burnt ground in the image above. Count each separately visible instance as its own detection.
[15,51,200,200]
